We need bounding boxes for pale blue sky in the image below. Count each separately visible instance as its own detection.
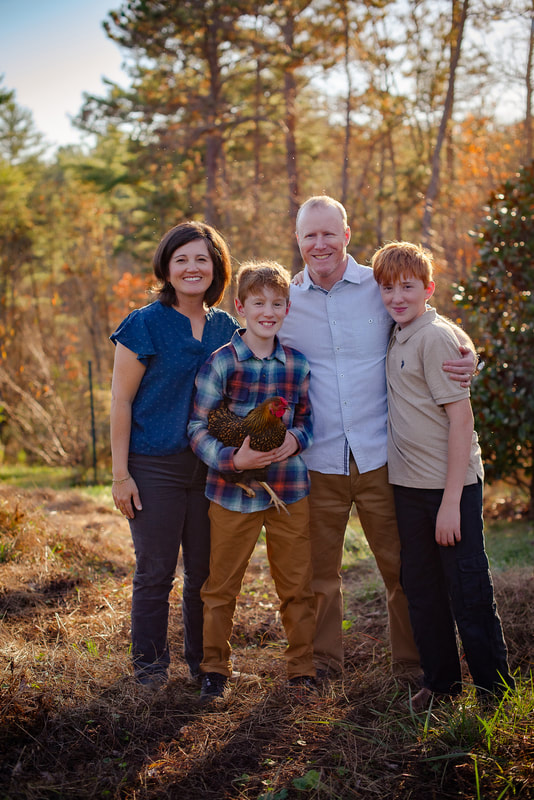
[0,1,527,152]
[1,0,126,149]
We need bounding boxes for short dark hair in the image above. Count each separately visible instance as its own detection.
[153,221,232,307]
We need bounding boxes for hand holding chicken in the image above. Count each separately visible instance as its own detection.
[208,396,295,513]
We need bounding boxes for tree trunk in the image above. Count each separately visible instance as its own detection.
[253,56,263,228]
[375,138,385,246]
[421,0,469,248]
[281,12,301,274]
[387,129,402,240]
[205,133,222,227]
[525,12,534,164]
[204,17,223,228]
[341,0,352,207]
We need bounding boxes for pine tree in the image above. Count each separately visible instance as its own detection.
[454,164,534,517]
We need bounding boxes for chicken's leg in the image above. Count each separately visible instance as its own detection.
[258,482,289,515]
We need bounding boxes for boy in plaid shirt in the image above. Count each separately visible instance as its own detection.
[188,261,316,702]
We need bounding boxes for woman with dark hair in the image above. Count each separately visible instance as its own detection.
[110,221,239,687]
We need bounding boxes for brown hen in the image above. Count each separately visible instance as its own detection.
[208,396,290,513]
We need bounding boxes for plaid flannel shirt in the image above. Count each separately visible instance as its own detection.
[188,329,312,512]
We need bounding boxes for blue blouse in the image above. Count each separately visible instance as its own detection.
[110,300,239,455]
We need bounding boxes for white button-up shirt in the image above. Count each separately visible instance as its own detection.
[279,255,393,475]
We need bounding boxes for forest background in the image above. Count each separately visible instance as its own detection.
[1,0,534,514]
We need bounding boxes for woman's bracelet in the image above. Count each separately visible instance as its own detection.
[112,474,131,484]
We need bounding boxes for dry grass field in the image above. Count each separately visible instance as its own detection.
[0,484,533,800]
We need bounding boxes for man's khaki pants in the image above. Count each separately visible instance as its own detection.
[201,497,316,679]
[308,462,420,675]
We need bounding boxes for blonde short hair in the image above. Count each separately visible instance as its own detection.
[236,260,291,304]
[296,195,348,232]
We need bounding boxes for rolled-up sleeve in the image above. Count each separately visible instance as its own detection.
[188,357,238,473]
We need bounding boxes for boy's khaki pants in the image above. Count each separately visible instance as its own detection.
[201,497,316,679]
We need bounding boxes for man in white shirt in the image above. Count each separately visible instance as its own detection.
[279,195,475,677]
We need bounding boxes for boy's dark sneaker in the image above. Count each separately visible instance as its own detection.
[315,667,341,684]
[135,669,168,690]
[287,675,317,701]
[187,668,202,687]
[409,686,433,712]
[200,671,228,703]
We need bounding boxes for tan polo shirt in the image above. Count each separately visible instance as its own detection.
[386,308,483,489]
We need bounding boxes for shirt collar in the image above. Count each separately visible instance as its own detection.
[393,307,437,343]
[231,328,287,363]
[302,254,362,291]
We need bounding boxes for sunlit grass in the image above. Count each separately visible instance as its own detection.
[342,496,533,574]
[0,464,115,508]
[0,481,532,799]
[0,463,80,488]
[343,513,373,565]
[3,466,531,568]
[484,519,534,571]
[78,483,115,509]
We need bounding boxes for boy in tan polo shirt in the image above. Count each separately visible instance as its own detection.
[372,241,514,710]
